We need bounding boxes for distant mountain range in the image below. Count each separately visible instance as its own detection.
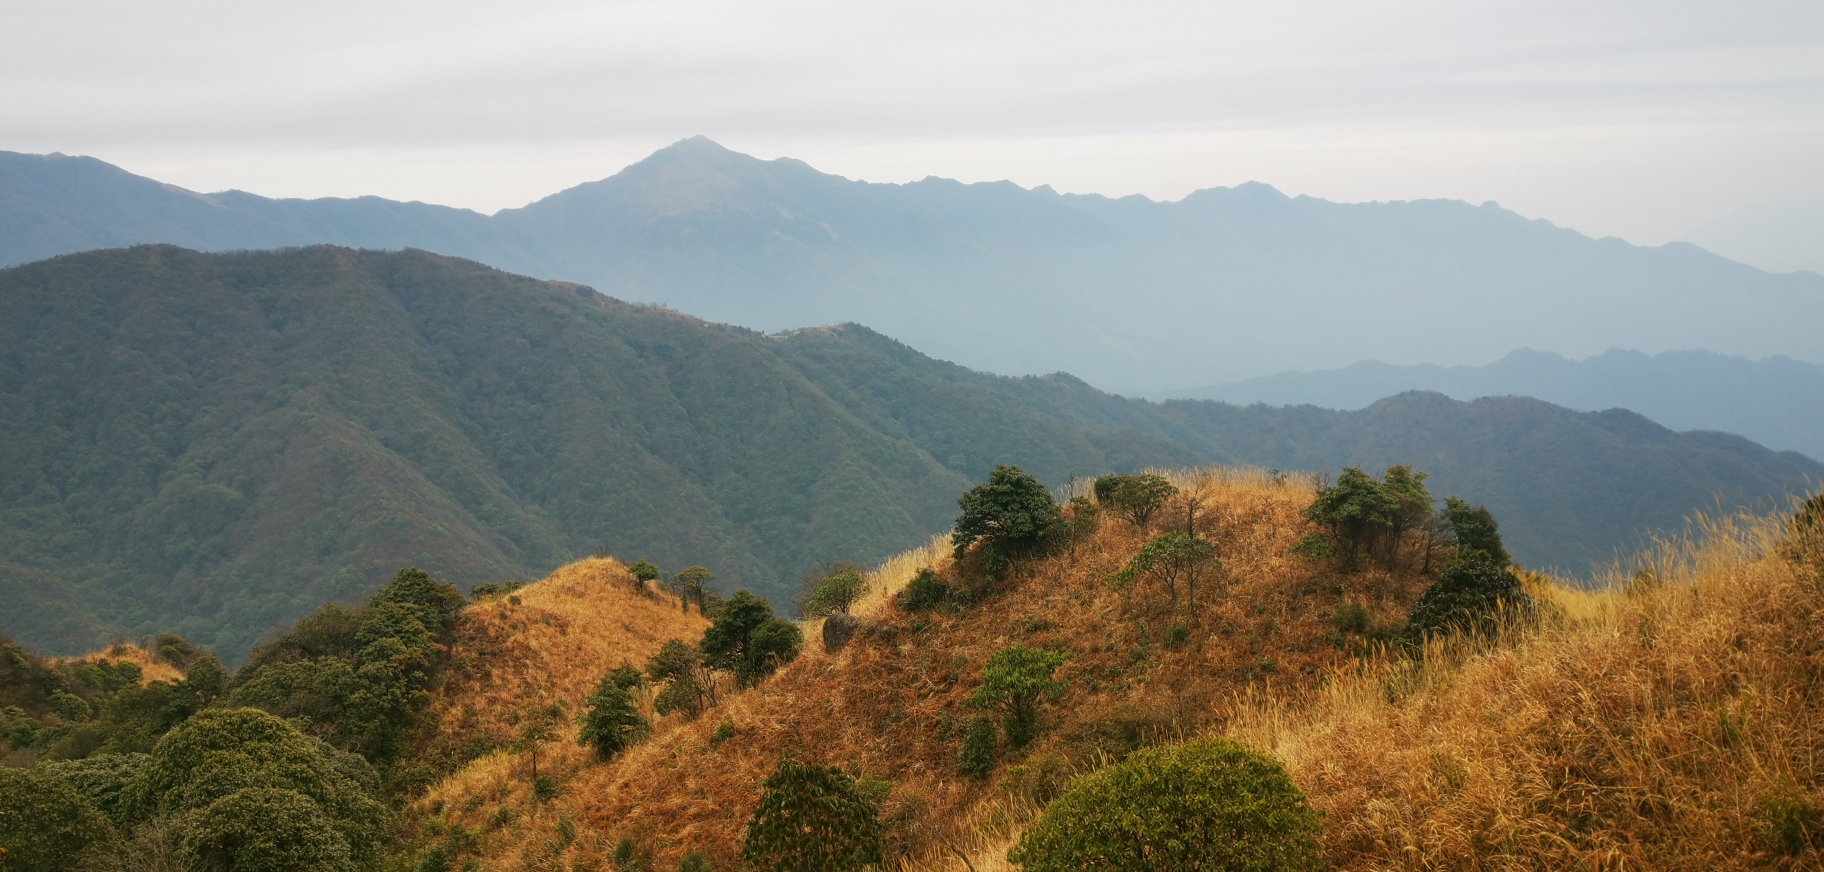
[1173,349,1824,463]
[4,139,1820,392]
[3,245,1817,660]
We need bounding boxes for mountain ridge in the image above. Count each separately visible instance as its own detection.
[5,140,1819,391]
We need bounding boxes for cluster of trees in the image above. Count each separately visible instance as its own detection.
[1294,466,1532,643]
[1,635,226,763]
[1,707,388,872]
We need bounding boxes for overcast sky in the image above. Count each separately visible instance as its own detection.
[3,0,1820,247]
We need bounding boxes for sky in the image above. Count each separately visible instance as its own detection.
[3,0,1821,251]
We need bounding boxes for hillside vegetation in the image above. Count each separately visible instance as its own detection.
[396,470,1824,872]
[2,245,1816,659]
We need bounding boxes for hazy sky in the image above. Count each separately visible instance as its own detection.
[4,0,1820,246]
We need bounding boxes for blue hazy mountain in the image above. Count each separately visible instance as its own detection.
[4,138,1821,393]
[1170,349,1824,463]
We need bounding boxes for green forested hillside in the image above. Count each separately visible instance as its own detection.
[2,245,1817,659]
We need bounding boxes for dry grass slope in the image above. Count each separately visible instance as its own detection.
[409,467,1437,870]
[57,642,184,685]
[1229,507,1824,870]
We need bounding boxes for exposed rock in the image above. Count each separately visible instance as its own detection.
[823,613,861,653]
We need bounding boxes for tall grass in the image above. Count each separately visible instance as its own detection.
[1227,504,1824,870]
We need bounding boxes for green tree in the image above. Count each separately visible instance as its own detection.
[970,645,1069,747]
[131,707,388,869]
[629,560,662,584]
[1008,738,1322,872]
[0,766,122,871]
[1110,533,1219,618]
[1442,497,1511,566]
[799,566,868,618]
[670,566,713,613]
[700,591,802,686]
[1094,474,1177,532]
[952,466,1066,567]
[647,640,717,719]
[578,672,650,759]
[741,761,884,872]
[181,786,355,872]
[898,569,948,611]
[958,713,996,778]
[1302,466,1433,568]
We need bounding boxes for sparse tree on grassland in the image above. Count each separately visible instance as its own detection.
[799,565,868,618]
[1111,532,1220,618]
[700,591,802,686]
[670,566,713,613]
[970,645,1069,747]
[578,671,650,760]
[1094,473,1177,532]
[952,465,1066,575]
[647,640,717,719]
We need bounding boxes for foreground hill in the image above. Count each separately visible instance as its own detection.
[5,140,1821,391]
[1,245,1817,659]
[1175,347,1824,462]
[404,472,1824,870]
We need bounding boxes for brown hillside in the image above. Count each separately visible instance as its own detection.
[413,558,711,775]
[406,468,1438,870]
[58,642,184,686]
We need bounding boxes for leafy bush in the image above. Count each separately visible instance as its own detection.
[799,566,868,618]
[629,560,661,583]
[700,591,802,686]
[971,645,1069,747]
[647,640,717,719]
[958,713,996,778]
[741,760,884,872]
[670,566,714,613]
[1442,497,1511,566]
[0,765,123,871]
[1094,474,1177,531]
[898,569,948,611]
[1007,738,1322,872]
[180,786,357,872]
[1404,555,1533,642]
[952,465,1066,566]
[678,851,713,872]
[579,671,650,759]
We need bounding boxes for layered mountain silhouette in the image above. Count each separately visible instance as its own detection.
[1176,349,1824,462]
[4,138,1820,392]
[2,245,1817,659]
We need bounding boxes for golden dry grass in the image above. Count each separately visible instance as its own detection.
[57,642,184,685]
[410,466,1440,871]
[1227,505,1824,870]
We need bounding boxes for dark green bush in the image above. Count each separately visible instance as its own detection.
[899,569,948,611]
[741,760,883,872]
[578,672,650,759]
[1007,738,1322,872]
[1442,497,1511,566]
[1302,466,1433,568]
[700,591,802,686]
[958,713,996,778]
[1404,555,1533,642]
[678,851,713,872]
[952,466,1066,565]
[0,766,123,871]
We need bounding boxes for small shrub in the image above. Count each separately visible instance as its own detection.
[1007,738,1322,872]
[533,775,558,802]
[1404,555,1534,642]
[1764,784,1821,857]
[799,565,868,618]
[1094,473,1177,531]
[959,713,996,778]
[678,852,713,872]
[741,760,883,872]
[1333,602,1370,635]
[710,719,736,747]
[899,569,948,611]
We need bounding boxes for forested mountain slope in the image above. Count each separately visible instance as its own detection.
[5,140,1820,391]
[1175,348,1824,462]
[1,245,1816,659]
